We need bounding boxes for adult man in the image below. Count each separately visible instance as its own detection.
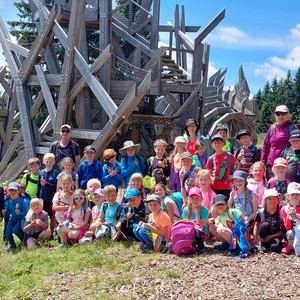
[49,124,81,171]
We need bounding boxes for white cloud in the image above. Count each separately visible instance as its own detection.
[254,62,287,81]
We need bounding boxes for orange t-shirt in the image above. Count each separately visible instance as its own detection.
[149,210,171,241]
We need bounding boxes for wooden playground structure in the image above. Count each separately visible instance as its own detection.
[0,0,256,182]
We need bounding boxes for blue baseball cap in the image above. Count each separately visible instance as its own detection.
[8,182,20,190]
[124,188,141,199]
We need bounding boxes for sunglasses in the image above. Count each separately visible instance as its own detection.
[74,196,84,201]
[275,112,287,116]
[61,129,70,133]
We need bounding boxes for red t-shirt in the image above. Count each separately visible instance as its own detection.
[206,152,237,190]
[187,139,197,156]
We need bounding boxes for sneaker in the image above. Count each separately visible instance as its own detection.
[258,244,267,253]
[281,244,293,254]
[214,242,230,252]
[6,246,16,252]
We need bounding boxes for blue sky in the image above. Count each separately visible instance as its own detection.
[1,1,300,95]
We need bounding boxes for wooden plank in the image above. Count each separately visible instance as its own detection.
[26,74,61,86]
[19,5,61,83]
[150,0,160,49]
[55,0,86,136]
[71,129,101,140]
[195,8,225,43]
[68,44,112,103]
[35,65,57,128]
[0,150,27,182]
[30,91,44,119]
[6,40,29,57]
[0,66,11,96]
[164,91,181,110]
[172,83,202,118]
[159,25,201,33]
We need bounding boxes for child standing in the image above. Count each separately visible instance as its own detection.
[1,182,30,251]
[206,134,239,198]
[135,194,171,251]
[94,185,125,240]
[120,141,145,188]
[57,157,79,190]
[169,136,187,192]
[78,145,103,190]
[146,139,170,186]
[228,170,258,227]
[256,189,283,253]
[62,189,91,244]
[235,129,260,175]
[283,129,300,182]
[102,148,123,189]
[266,157,290,205]
[196,169,216,211]
[247,162,266,208]
[23,198,52,249]
[53,175,73,244]
[281,182,300,254]
[37,153,58,234]
[192,140,208,169]
[21,157,41,198]
[216,124,234,154]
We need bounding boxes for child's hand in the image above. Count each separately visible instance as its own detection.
[208,218,215,225]
[109,169,118,177]
[157,160,165,168]
[127,212,134,219]
[143,223,151,230]
[40,177,47,186]
[15,208,20,215]
[134,159,139,166]
[1,209,6,216]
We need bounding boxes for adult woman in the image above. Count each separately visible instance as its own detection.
[261,105,298,180]
[183,118,210,156]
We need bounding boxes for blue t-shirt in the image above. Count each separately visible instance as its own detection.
[181,205,209,235]
[230,189,254,217]
[100,202,124,225]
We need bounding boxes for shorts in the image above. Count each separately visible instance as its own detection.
[43,201,54,216]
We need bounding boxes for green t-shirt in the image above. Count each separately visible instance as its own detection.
[21,172,39,198]
[215,208,242,227]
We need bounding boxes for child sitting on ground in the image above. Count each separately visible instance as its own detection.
[94,185,125,240]
[181,187,209,239]
[266,157,290,206]
[81,188,105,243]
[135,194,171,252]
[115,188,149,240]
[247,162,266,208]
[281,182,300,254]
[255,189,283,253]
[23,198,52,249]
[208,194,244,253]
[61,189,91,245]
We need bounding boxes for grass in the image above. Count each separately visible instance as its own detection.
[0,221,161,299]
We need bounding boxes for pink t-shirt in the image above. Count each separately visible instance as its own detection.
[201,188,216,210]
[247,178,265,206]
[69,206,91,227]
[91,205,101,222]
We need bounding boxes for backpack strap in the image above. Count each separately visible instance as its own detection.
[269,177,275,188]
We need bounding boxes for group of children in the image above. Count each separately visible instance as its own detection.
[1,121,300,258]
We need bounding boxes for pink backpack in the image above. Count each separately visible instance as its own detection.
[171,220,197,255]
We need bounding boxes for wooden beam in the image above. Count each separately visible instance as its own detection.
[35,65,57,128]
[19,5,61,83]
